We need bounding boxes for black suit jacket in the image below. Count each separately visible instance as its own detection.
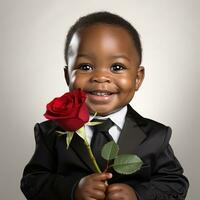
[21,105,189,200]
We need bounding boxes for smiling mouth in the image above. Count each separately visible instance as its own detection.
[89,91,113,96]
[85,90,117,105]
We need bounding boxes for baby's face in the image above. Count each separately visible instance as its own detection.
[66,24,144,116]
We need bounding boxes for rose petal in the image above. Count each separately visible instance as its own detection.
[44,89,89,131]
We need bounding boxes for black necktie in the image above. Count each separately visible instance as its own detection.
[91,118,114,170]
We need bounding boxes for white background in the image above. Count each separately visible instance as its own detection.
[0,0,199,199]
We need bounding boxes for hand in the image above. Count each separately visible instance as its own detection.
[106,183,137,200]
[74,173,112,200]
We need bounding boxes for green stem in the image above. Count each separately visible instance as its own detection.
[84,140,102,173]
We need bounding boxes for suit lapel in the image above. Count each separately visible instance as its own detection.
[70,133,97,172]
[117,105,147,154]
[55,124,97,172]
[61,105,148,173]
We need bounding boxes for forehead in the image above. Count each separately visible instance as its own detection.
[68,23,139,64]
[78,23,134,47]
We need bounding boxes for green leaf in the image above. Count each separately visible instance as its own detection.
[113,154,143,175]
[56,130,68,135]
[101,141,119,161]
[66,131,74,149]
[76,126,87,141]
[86,121,103,126]
[56,130,74,149]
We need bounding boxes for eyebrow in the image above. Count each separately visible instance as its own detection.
[109,55,131,62]
[77,53,131,62]
[77,53,93,59]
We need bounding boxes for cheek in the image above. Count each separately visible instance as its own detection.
[69,73,88,90]
[119,77,135,92]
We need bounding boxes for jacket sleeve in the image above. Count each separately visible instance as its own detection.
[127,127,189,200]
[20,123,82,200]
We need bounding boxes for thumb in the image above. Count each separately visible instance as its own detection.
[101,172,113,181]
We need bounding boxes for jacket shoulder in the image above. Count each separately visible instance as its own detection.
[142,117,170,132]
[35,120,59,134]
[142,117,172,147]
[128,105,169,130]
[33,120,60,151]
[128,105,172,150]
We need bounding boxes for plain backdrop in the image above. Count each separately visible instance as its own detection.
[0,0,199,199]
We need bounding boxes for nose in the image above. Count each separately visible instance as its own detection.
[90,71,111,83]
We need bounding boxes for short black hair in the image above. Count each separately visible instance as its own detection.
[64,11,142,65]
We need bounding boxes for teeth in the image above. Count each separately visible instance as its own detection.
[91,92,111,96]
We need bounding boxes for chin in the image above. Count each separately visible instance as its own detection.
[88,105,120,117]
[88,107,109,116]
[88,110,109,117]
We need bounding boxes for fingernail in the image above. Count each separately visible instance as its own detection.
[107,173,112,178]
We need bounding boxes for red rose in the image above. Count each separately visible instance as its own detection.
[44,89,89,131]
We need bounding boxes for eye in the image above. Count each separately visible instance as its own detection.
[78,64,93,71]
[111,63,126,72]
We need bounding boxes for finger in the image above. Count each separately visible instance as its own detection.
[90,189,106,200]
[106,190,122,200]
[93,172,113,181]
[107,184,137,200]
[107,183,122,192]
[93,181,107,192]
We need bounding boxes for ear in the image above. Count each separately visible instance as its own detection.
[135,66,145,91]
[64,66,69,86]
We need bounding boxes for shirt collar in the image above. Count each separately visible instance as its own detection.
[89,106,127,130]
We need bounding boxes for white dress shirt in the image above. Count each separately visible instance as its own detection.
[85,106,127,144]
